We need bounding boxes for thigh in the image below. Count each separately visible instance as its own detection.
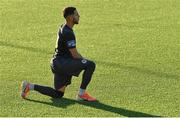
[54,73,72,90]
[62,58,92,76]
[51,57,92,76]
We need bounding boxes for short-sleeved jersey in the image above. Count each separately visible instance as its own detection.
[54,24,76,58]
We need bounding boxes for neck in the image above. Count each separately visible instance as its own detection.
[65,21,74,29]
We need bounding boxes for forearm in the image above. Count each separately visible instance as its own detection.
[69,48,84,59]
[78,53,83,59]
[72,52,83,59]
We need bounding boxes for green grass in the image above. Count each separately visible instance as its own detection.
[0,0,180,117]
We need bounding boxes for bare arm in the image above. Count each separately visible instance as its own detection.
[69,48,83,59]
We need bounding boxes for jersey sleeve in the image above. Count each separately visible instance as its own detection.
[64,32,76,49]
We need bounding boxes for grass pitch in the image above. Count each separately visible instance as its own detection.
[0,0,180,117]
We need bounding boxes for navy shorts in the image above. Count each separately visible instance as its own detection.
[53,73,72,90]
[50,56,93,90]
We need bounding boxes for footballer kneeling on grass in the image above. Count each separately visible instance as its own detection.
[21,7,97,102]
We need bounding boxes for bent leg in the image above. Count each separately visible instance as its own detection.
[60,59,96,89]
[80,61,96,89]
[52,58,96,91]
[32,73,72,98]
[33,84,64,98]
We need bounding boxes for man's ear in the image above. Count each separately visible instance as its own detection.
[66,15,71,21]
[69,16,74,21]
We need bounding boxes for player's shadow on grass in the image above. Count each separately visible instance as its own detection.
[0,41,52,54]
[96,61,180,80]
[26,98,160,117]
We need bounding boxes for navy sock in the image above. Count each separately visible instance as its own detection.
[34,84,64,98]
[80,61,96,89]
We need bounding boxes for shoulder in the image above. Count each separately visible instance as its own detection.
[61,25,74,35]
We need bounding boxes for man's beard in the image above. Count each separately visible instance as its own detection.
[73,18,79,24]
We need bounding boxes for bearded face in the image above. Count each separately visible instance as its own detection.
[72,10,80,24]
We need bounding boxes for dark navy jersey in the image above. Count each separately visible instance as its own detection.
[54,24,76,58]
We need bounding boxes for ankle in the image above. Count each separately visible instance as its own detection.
[29,83,34,90]
[79,88,85,95]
